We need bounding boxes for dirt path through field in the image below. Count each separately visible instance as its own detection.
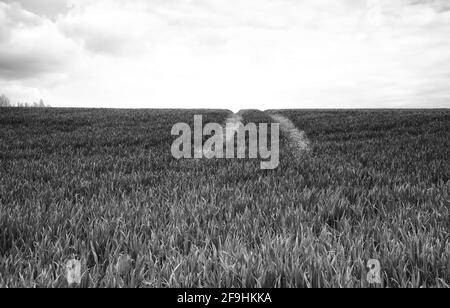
[194,111,244,158]
[195,111,311,159]
[267,113,311,157]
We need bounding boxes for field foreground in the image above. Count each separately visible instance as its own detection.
[0,108,449,287]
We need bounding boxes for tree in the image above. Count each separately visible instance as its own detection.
[31,99,47,108]
[0,94,11,107]
[17,102,29,108]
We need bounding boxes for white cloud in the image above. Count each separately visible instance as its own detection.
[2,0,71,18]
[0,2,81,103]
[1,0,449,108]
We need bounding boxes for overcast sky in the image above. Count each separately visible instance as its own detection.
[0,0,449,109]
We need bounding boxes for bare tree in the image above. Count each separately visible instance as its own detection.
[17,102,29,108]
[31,99,48,108]
[2,97,50,108]
[0,94,11,107]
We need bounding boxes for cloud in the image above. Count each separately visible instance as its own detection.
[57,1,153,55]
[409,0,450,12]
[2,0,71,18]
[0,0,449,108]
[0,2,80,80]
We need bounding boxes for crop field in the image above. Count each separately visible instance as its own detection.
[0,108,449,288]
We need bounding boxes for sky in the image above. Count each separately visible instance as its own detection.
[0,0,449,110]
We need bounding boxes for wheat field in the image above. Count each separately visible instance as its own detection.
[0,108,449,287]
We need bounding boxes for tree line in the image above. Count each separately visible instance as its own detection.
[0,94,50,108]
